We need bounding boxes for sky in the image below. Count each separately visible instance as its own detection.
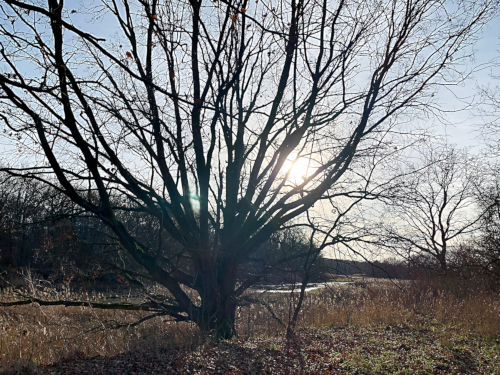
[434,15,499,151]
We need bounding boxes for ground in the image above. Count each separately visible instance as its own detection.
[10,322,499,375]
[2,279,499,374]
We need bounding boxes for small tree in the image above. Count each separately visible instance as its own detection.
[0,0,496,338]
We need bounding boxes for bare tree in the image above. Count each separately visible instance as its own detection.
[382,144,485,272]
[0,0,496,338]
[469,166,500,279]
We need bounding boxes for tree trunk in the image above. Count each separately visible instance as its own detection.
[287,273,309,339]
[198,289,237,340]
[196,260,239,340]
[438,252,448,273]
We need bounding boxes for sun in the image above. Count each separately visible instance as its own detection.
[284,157,313,183]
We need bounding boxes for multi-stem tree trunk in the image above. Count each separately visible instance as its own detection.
[199,292,238,340]
[196,258,240,339]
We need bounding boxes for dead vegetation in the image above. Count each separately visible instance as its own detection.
[1,278,499,373]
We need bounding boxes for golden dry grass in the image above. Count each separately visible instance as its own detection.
[1,278,499,371]
[0,294,200,370]
[237,279,500,338]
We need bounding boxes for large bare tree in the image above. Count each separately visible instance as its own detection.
[0,0,496,338]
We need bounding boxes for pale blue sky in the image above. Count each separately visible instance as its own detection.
[436,15,499,150]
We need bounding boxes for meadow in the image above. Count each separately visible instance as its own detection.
[1,277,499,374]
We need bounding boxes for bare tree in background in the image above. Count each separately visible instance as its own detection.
[0,0,496,338]
[382,145,485,272]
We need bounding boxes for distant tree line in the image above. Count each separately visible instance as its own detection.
[0,174,167,288]
[0,173,410,285]
[0,174,322,288]
[2,165,499,289]
[0,175,85,279]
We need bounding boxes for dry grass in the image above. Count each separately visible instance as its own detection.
[0,293,200,371]
[1,277,499,372]
[237,278,500,338]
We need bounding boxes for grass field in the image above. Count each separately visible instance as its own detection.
[1,277,499,374]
